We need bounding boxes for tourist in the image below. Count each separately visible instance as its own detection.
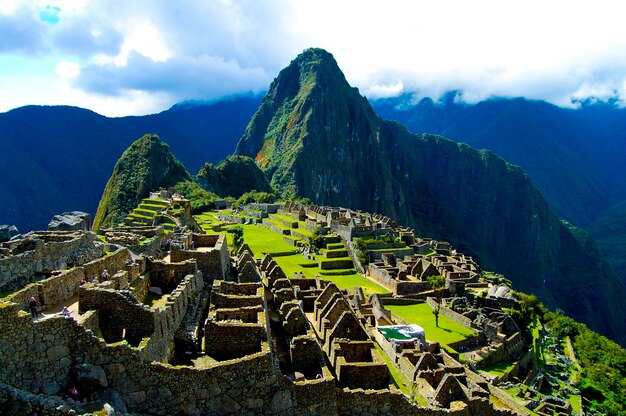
[101,269,109,280]
[28,296,39,317]
[80,277,86,285]
[92,276,99,285]
[61,306,71,318]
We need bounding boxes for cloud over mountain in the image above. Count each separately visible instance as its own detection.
[2,0,626,115]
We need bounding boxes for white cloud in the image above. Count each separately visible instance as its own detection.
[2,0,626,115]
[364,82,404,99]
[55,60,80,81]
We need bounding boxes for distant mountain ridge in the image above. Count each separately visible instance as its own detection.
[371,95,626,287]
[0,96,261,232]
[235,48,626,345]
[371,95,626,227]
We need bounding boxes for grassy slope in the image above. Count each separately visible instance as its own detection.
[387,303,475,346]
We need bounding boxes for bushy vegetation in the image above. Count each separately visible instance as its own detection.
[196,155,273,198]
[173,181,218,213]
[543,311,626,415]
[93,134,190,229]
[352,238,369,265]
[228,225,244,252]
[357,233,401,247]
[233,190,276,207]
[307,227,324,253]
[505,292,547,341]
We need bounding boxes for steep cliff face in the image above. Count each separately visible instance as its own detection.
[93,134,190,230]
[236,48,626,344]
[196,155,273,198]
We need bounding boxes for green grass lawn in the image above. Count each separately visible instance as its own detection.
[322,273,388,296]
[270,213,298,223]
[480,360,516,377]
[386,303,475,346]
[240,224,297,254]
[236,224,387,296]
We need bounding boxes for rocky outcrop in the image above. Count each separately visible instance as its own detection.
[0,225,18,242]
[48,212,91,232]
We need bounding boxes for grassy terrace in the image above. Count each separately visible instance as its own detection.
[240,224,387,295]
[386,303,475,347]
[479,361,516,377]
[194,212,388,296]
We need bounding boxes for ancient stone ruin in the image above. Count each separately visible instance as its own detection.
[0,202,567,415]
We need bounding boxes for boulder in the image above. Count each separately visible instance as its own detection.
[72,363,108,389]
[93,388,128,415]
[48,211,92,232]
[0,224,19,242]
[148,286,163,295]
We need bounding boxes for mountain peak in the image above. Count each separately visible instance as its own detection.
[93,134,190,230]
[235,51,626,344]
[235,48,376,194]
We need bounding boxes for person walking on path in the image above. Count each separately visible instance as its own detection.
[29,296,39,317]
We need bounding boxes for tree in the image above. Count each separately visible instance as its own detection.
[307,227,324,254]
[229,226,244,253]
[428,275,445,327]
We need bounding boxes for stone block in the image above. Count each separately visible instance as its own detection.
[46,345,70,361]
[269,390,293,414]
[73,363,108,388]
[125,390,147,404]
[41,381,60,394]
[30,342,47,354]
[59,356,72,368]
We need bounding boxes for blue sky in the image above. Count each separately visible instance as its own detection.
[1,0,626,116]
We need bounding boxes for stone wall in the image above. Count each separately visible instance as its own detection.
[335,359,390,389]
[82,248,132,282]
[141,271,204,361]
[290,335,324,376]
[0,231,103,291]
[130,274,151,302]
[79,286,155,346]
[191,233,219,246]
[319,259,354,270]
[248,203,282,214]
[0,303,284,414]
[204,322,267,360]
[474,332,525,370]
[146,258,197,292]
[368,264,431,295]
[170,234,228,281]
[0,381,72,415]
[0,291,516,415]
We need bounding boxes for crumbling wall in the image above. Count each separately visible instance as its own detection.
[79,286,155,345]
[141,271,204,361]
[0,231,103,291]
[204,322,267,360]
[0,303,291,415]
[290,335,324,376]
[170,237,228,282]
[82,248,132,282]
[146,258,196,292]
